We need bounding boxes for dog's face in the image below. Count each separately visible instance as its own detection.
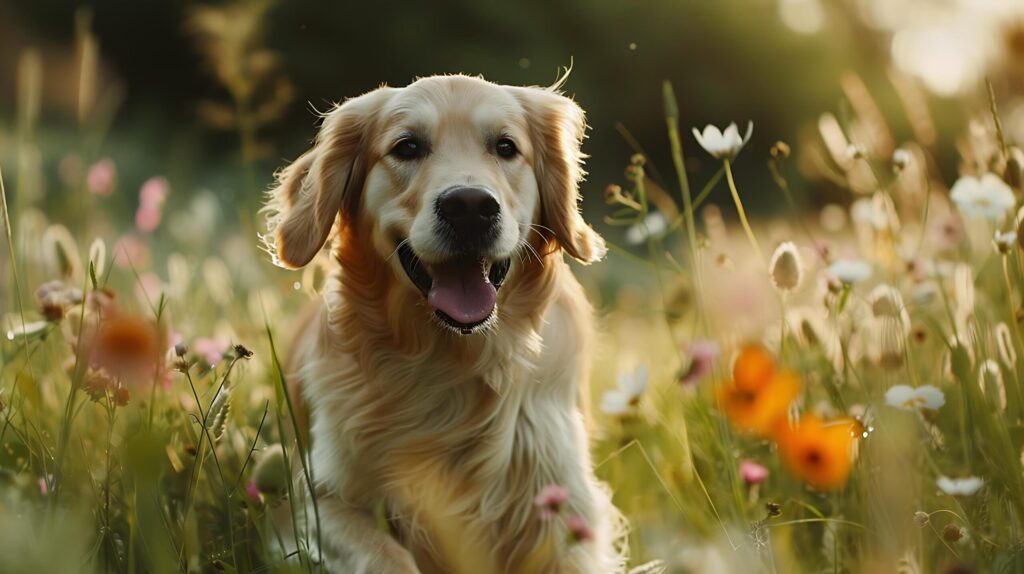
[264,75,605,334]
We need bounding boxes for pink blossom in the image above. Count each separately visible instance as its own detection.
[139,176,170,206]
[563,514,594,543]
[534,484,570,520]
[135,205,162,233]
[680,340,719,387]
[193,336,231,366]
[86,158,116,196]
[38,474,53,496]
[245,481,263,504]
[739,459,769,485]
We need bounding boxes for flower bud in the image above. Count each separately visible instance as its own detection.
[769,242,803,293]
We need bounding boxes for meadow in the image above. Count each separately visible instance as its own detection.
[3,2,1024,573]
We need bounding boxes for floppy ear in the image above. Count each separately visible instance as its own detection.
[263,88,392,269]
[512,86,606,264]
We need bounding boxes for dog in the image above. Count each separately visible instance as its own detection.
[263,74,626,573]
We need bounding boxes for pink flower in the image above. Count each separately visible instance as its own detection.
[135,177,169,233]
[135,205,162,233]
[739,459,769,485]
[38,474,53,496]
[679,340,719,387]
[534,484,570,520]
[563,514,594,543]
[139,176,169,206]
[86,158,116,196]
[193,336,231,366]
[113,235,150,269]
[245,481,263,504]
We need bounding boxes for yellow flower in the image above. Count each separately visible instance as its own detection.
[775,416,858,491]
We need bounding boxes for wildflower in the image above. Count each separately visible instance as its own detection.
[245,481,263,504]
[88,238,106,278]
[826,259,872,285]
[92,313,159,379]
[937,476,984,496]
[534,484,569,520]
[769,241,803,293]
[563,514,594,543]
[625,212,667,245]
[892,148,912,172]
[775,416,858,491]
[81,370,115,402]
[135,176,170,233]
[233,344,253,359]
[995,323,1017,368]
[739,459,769,485]
[692,121,753,160]
[979,360,1007,411]
[601,365,648,416]
[174,341,188,358]
[885,385,945,411]
[35,281,83,321]
[868,285,905,319]
[252,444,289,496]
[718,346,799,436]
[193,337,231,366]
[86,158,116,196]
[913,511,930,528]
[112,386,130,407]
[950,174,1015,220]
[679,341,719,387]
[943,524,964,542]
[994,230,1017,254]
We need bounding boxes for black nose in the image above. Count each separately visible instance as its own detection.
[436,186,500,238]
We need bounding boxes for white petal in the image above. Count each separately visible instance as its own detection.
[915,385,946,410]
[600,391,630,415]
[741,121,754,144]
[885,385,916,410]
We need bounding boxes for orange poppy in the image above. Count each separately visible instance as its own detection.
[717,345,800,436]
[775,415,858,491]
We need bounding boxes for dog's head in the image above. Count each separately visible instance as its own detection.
[264,75,605,334]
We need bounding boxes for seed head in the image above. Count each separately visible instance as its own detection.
[769,242,803,293]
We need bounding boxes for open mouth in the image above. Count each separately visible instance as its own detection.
[398,242,511,335]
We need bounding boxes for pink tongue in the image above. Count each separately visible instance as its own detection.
[427,259,497,325]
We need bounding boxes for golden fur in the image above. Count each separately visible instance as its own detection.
[264,74,625,573]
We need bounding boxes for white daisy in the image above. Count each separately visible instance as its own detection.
[885,384,945,411]
[692,122,753,160]
[950,174,1016,220]
[601,365,649,416]
[827,259,872,285]
[937,476,984,496]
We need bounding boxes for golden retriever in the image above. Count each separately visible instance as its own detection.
[263,74,625,573]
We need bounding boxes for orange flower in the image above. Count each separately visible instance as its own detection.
[775,415,858,491]
[92,313,159,380]
[718,345,800,435]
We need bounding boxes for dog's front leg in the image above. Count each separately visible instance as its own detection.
[318,497,420,574]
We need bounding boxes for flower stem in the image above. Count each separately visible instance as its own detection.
[723,158,765,265]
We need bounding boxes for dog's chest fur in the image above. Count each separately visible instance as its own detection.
[301,291,588,573]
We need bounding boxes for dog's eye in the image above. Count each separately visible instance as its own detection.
[392,138,424,160]
[495,138,518,159]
